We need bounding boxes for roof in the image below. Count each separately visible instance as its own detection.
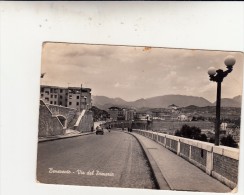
[41,84,91,91]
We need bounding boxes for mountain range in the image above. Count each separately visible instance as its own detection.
[92,95,242,110]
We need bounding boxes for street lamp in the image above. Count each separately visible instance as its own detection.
[208,55,236,146]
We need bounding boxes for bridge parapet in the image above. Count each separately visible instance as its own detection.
[133,129,239,189]
[46,104,77,126]
[38,101,65,137]
[74,110,94,133]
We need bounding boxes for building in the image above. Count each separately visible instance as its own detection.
[108,107,120,121]
[125,109,135,121]
[40,84,92,111]
[177,114,188,121]
[81,88,92,110]
[108,107,125,121]
[67,87,82,110]
[152,111,172,120]
[168,104,179,111]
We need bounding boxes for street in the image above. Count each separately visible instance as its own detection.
[36,130,157,189]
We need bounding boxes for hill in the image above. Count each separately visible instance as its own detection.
[90,106,109,121]
[213,96,242,107]
[92,94,213,110]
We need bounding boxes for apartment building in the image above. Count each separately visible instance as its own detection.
[40,84,92,111]
[125,109,135,121]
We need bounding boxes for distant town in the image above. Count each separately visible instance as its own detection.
[92,101,241,146]
[39,84,241,147]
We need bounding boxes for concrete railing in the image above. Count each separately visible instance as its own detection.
[74,110,94,132]
[74,109,86,128]
[47,104,77,125]
[39,100,65,137]
[133,129,239,189]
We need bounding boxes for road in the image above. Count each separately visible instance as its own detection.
[36,130,157,189]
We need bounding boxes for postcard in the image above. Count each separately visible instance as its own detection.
[36,42,243,192]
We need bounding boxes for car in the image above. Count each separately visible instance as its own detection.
[96,126,104,135]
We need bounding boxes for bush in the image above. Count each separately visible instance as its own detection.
[209,137,215,143]
[174,124,208,142]
[199,134,208,142]
[220,135,238,148]
[174,130,181,137]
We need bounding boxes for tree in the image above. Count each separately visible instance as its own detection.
[191,126,201,140]
[209,137,215,143]
[199,134,208,142]
[174,125,208,142]
[175,130,181,137]
[220,135,238,148]
[180,124,193,138]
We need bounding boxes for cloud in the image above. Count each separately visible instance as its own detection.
[114,82,131,89]
[41,43,243,101]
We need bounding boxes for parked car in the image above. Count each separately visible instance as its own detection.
[96,126,104,135]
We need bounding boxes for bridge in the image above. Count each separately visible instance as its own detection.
[37,100,239,191]
[133,129,238,190]
[38,100,93,137]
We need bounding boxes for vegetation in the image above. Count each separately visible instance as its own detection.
[220,135,238,148]
[175,125,238,148]
[209,137,215,144]
[191,116,205,121]
[90,106,109,121]
[174,124,208,142]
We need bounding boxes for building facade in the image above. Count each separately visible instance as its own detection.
[125,109,135,121]
[40,84,92,111]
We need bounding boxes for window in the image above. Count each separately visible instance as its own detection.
[60,95,63,99]
[54,95,57,98]
[59,102,62,105]
[69,102,72,106]
[60,89,63,93]
[41,88,44,92]
[45,91,49,95]
[41,94,44,97]
[51,95,53,98]
[77,96,80,99]
[69,95,72,99]
[51,88,53,93]
[50,101,53,104]
[76,102,79,106]
[54,101,56,105]
[45,98,49,101]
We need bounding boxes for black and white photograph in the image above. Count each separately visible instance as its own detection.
[1,2,244,195]
[36,42,243,192]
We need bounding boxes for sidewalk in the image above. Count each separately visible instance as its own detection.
[38,131,94,142]
[130,132,231,192]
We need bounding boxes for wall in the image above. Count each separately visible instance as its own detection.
[133,129,239,189]
[47,104,77,126]
[75,110,94,132]
[38,101,64,137]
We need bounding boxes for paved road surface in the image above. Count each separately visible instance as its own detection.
[37,130,157,189]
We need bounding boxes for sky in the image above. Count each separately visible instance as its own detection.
[41,42,243,102]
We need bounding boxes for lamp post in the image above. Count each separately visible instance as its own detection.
[208,55,236,146]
